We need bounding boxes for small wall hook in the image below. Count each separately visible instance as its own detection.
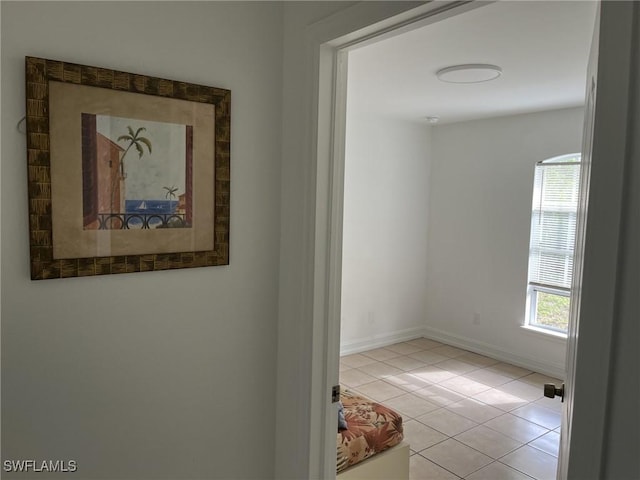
[17,116,26,134]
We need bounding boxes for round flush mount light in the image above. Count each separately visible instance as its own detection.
[426,116,440,124]
[436,64,502,84]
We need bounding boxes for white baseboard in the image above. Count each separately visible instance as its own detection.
[340,325,566,378]
[340,327,426,356]
[422,326,566,379]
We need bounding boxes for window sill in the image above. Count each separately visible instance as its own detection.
[521,325,568,343]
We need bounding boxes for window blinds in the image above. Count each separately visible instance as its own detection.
[528,160,581,290]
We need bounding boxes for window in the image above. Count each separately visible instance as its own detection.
[526,153,581,333]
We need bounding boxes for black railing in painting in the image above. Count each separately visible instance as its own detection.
[97,213,187,230]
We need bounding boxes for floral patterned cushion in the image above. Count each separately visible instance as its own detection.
[337,388,404,473]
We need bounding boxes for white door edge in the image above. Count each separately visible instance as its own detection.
[561,3,636,479]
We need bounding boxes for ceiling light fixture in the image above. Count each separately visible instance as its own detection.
[436,64,502,84]
[426,116,440,124]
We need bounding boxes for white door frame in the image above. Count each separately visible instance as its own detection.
[305,1,633,479]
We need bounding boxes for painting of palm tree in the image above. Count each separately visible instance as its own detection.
[163,185,179,206]
[118,126,153,174]
[82,113,193,230]
[110,126,153,214]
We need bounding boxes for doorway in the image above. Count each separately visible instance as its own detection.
[337,3,594,478]
[301,0,621,478]
[298,1,635,479]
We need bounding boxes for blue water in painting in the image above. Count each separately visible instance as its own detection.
[124,200,177,227]
[125,200,176,214]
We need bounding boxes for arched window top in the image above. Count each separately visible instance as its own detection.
[526,151,582,334]
[538,153,582,165]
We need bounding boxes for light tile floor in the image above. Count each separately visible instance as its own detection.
[340,338,563,480]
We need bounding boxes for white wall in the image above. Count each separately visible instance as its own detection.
[1,2,282,479]
[340,111,430,352]
[425,107,585,377]
[339,104,583,376]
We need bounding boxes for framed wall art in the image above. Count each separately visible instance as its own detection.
[25,56,230,279]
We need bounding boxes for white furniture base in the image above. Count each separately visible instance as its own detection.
[337,441,410,480]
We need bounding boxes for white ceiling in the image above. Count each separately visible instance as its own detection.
[347,1,598,124]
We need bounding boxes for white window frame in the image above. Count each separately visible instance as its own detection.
[525,153,581,335]
[527,284,571,334]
